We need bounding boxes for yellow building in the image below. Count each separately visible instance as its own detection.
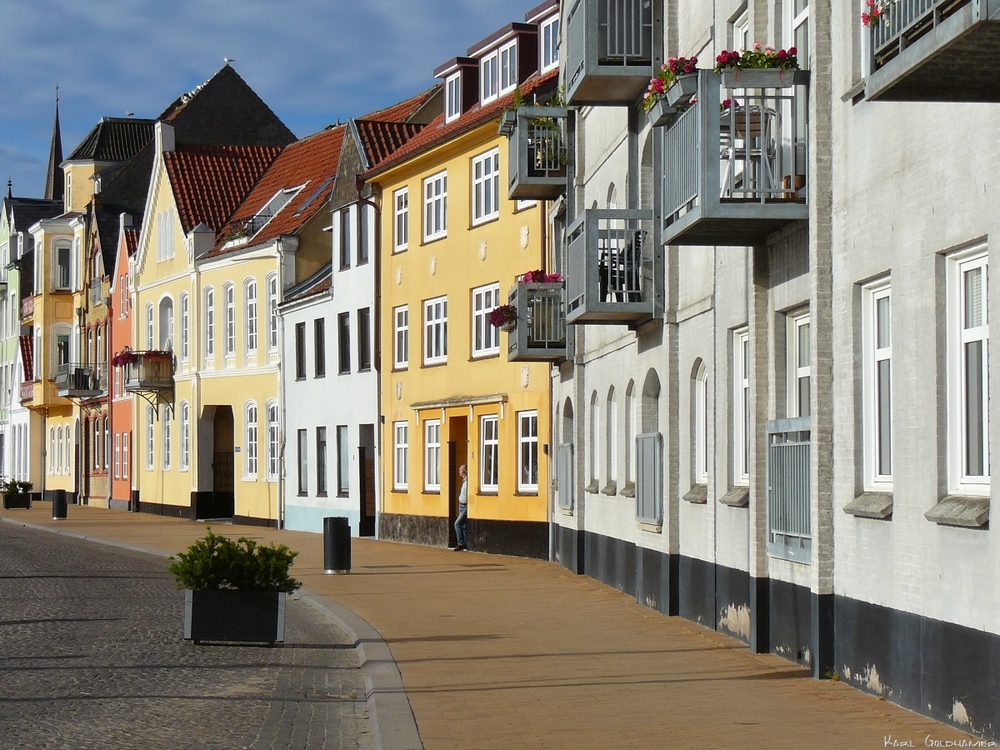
[368,6,561,558]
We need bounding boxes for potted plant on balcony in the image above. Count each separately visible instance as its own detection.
[643,56,699,126]
[714,44,801,89]
[489,304,518,332]
[169,527,302,645]
[861,0,896,27]
[2,479,33,510]
[111,348,137,368]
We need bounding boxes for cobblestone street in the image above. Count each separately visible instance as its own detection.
[0,523,369,750]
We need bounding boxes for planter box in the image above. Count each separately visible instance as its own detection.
[665,73,698,105]
[3,493,30,510]
[720,68,809,89]
[646,98,678,127]
[183,590,286,645]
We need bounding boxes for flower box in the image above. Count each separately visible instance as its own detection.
[184,589,286,645]
[665,73,698,105]
[3,493,30,510]
[647,98,677,128]
[720,68,808,90]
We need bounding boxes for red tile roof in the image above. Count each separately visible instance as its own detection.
[355,120,426,167]
[124,226,139,258]
[203,125,346,257]
[363,69,559,179]
[164,144,282,236]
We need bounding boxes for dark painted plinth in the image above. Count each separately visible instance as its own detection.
[468,519,547,559]
[379,512,450,548]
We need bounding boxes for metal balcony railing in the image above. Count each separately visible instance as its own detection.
[504,107,569,200]
[661,69,809,246]
[55,362,108,398]
[564,0,654,104]
[123,351,175,391]
[565,209,654,325]
[507,281,567,361]
[766,417,811,563]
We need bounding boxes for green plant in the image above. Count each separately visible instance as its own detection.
[168,527,302,593]
[643,56,699,112]
[1,479,32,494]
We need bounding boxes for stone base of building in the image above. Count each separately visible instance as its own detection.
[379,513,548,559]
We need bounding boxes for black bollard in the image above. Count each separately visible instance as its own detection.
[323,516,351,574]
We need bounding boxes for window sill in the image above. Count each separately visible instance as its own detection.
[515,490,539,497]
[315,373,327,379]
[584,480,599,494]
[359,366,372,373]
[470,352,500,361]
[471,215,500,228]
[683,483,708,504]
[719,486,749,508]
[392,365,408,372]
[637,521,662,534]
[391,487,408,493]
[421,235,447,246]
[843,492,892,520]
[479,489,499,496]
[924,495,989,528]
[423,489,441,495]
[620,481,635,498]
[337,492,349,498]
[338,370,350,376]
[421,361,448,369]
[600,481,617,496]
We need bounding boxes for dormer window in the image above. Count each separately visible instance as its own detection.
[446,73,462,122]
[231,186,303,241]
[481,52,499,103]
[481,40,518,105]
[499,40,518,93]
[540,16,559,72]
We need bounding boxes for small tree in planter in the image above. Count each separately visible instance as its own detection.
[2,479,33,509]
[169,528,302,645]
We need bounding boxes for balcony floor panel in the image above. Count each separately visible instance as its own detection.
[566,70,652,106]
[663,213,807,247]
[868,15,1000,101]
[508,181,567,201]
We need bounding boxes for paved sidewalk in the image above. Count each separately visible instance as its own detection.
[1,503,978,750]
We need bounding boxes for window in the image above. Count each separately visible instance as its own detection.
[499,40,518,94]
[93,420,100,470]
[267,274,279,352]
[789,314,810,418]
[158,297,174,351]
[145,303,154,350]
[145,405,154,470]
[357,308,371,371]
[541,16,559,71]
[481,50,499,103]
[317,426,330,496]
[394,306,409,369]
[393,188,409,251]
[156,208,175,261]
[423,297,448,365]
[162,405,172,470]
[245,280,258,353]
[179,293,189,362]
[314,318,326,377]
[446,73,462,122]
[625,381,636,486]
[180,401,190,470]
[224,284,235,358]
[338,313,351,374]
[114,433,121,479]
[64,428,70,475]
[55,242,71,289]
[423,171,447,242]
[104,416,110,470]
[393,422,408,490]
[339,208,352,269]
[950,250,989,491]
[357,205,369,265]
[694,363,708,484]
[589,392,600,486]
[295,322,306,380]
[863,283,892,487]
[297,429,308,495]
[472,284,501,358]
[518,411,539,493]
[49,428,55,475]
[480,415,499,492]
[336,425,348,496]
[471,149,500,225]
[123,433,129,479]
[204,287,215,359]
[607,388,618,485]
[734,329,751,484]
[266,401,279,480]
[245,403,258,478]
[424,419,441,491]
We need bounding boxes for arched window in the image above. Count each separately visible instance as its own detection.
[162,405,172,470]
[158,296,174,350]
[625,380,636,487]
[245,279,258,353]
[589,391,600,487]
[204,287,215,359]
[266,400,279,480]
[224,283,236,357]
[145,303,154,349]
[146,406,155,470]
[606,386,618,487]
[104,416,110,470]
[267,274,279,353]
[93,419,100,471]
[50,427,56,474]
[693,361,708,484]
[179,293,189,362]
[179,402,190,470]
[245,402,259,477]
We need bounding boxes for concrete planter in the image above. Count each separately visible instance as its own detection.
[183,590,286,645]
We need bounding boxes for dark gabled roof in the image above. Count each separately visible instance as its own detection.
[281,261,332,304]
[3,196,64,233]
[164,143,283,236]
[66,117,156,163]
[363,69,559,179]
[91,207,129,277]
[44,97,64,202]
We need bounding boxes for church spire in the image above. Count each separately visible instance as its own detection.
[43,87,64,203]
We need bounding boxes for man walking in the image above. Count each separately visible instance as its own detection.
[453,465,468,551]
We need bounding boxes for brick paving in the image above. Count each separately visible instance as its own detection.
[1,503,985,750]
[0,521,368,750]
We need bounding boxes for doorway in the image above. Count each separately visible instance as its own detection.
[358,424,376,536]
[446,415,468,548]
[210,405,235,518]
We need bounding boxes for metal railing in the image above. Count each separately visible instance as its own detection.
[766,417,811,563]
[506,107,568,200]
[870,0,970,70]
[508,281,567,360]
[565,0,653,102]
[596,0,652,63]
[124,351,175,391]
[55,362,108,396]
[635,432,663,524]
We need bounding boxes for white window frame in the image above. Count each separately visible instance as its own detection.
[180,401,190,471]
[541,16,559,72]
[948,248,990,492]
[145,303,154,350]
[424,419,441,491]
[499,40,518,95]
[54,240,72,290]
[245,279,258,354]
[734,329,751,485]
[394,305,409,369]
[862,282,892,488]
[472,283,500,358]
[589,392,600,486]
[204,287,215,360]
[179,292,189,362]
[445,72,462,122]
[393,187,409,251]
[481,50,499,103]
[123,433,129,479]
[266,401,279,481]
[480,414,499,492]
[788,313,811,418]
[145,406,154,470]
[423,171,448,242]
[162,405,172,471]
[104,416,110,470]
[471,149,500,226]
[224,283,236,359]
[607,389,618,484]
[114,433,121,479]
[518,410,539,493]
[267,274,279,353]
[694,363,708,484]
[245,402,259,479]
[423,296,448,365]
[393,421,409,490]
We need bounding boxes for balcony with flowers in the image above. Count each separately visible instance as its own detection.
[500,102,569,201]
[55,362,107,399]
[659,47,809,246]
[865,0,1000,101]
[494,270,568,361]
[564,0,654,105]
[565,209,655,325]
[117,348,174,394]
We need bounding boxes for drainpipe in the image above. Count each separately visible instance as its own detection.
[275,236,286,529]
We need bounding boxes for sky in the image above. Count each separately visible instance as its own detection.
[0,0,523,199]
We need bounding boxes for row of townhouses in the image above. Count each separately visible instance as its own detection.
[1,0,998,738]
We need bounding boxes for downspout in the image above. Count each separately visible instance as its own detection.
[275,237,286,529]
[356,176,381,538]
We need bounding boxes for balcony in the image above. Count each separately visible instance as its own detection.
[564,0,654,105]
[20,295,34,321]
[503,107,568,200]
[506,281,567,361]
[19,381,33,403]
[123,351,175,392]
[565,209,654,325]
[55,363,107,399]
[661,70,809,246]
[867,0,1000,101]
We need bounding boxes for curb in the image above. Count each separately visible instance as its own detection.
[0,515,423,750]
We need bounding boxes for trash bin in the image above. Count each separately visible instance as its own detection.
[323,516,351,574]
[52,489,68,520]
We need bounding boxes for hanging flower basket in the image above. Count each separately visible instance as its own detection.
[112,349,137,368]
[489,304,517,331]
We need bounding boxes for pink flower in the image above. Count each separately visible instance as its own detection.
[777,49,787,60]
[754,42,762,50]
[788,46,797,55]
[683,64,694,73]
